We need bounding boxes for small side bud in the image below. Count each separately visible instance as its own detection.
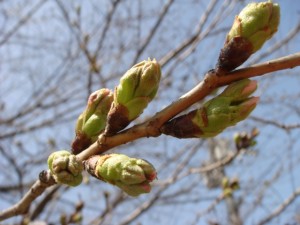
[72,89,113,154]
[234,128,259,150]
[222,177,240,197]
[84,154,157,197]
[217,1,280,72]
[161,79,259,138]
[48,150,83,187]
[105,59,161,135]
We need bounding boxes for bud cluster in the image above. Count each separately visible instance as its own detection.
[217,1,280,72]
[72,89,113,154]
[48,150,83,187]
[222,177,240,197]
[105,59,161,135]
[161,79,259,138]
[84,154,157,197]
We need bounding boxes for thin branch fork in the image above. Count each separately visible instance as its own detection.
[1,52,300,221]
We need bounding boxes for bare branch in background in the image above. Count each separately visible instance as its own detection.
[258,187,300,225]
[1,1,300,224]
[0,0,47,47]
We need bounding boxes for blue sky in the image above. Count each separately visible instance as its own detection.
[1,1,300,224]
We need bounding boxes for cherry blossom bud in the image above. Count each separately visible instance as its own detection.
[48,150,83,187]
[217,1,280,72]
[105,59,161,135]
[72,89,113,154]
[161,79,259,138]
[84,154,157,197]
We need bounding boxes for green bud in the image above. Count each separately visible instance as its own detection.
[161,79,259,138]
[48,150,83,187]
[222,177,240,198]
[217,1,280,72]
[105,59,161,135]
[234,128,259,150]
[72,89,113,154]
[84,154,157,197]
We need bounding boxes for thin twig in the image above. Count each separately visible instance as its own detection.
[190,194,225,225]
[119,143,201,225]
[94,0,121,58]
[250,115,300,131]
[132,0,175,64]
[258,187,300,225]
[0,0,47,47]
[159,0,218,67]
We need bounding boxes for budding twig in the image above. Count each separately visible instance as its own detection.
[1,52,300,221]
[77,52,300,161]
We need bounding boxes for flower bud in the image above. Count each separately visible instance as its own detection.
[217,1,280,72]
[234,128,259,150]
[48,150,83,187]
[72,89,113,154]
[105,59,161,135]
[161,79,259,138]
[222,177,240,197]
[84,154,157,197]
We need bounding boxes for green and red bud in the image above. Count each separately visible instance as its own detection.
[84,154,157,197]
[72,88,113,154]
[105,59,161,135]
[161,79,259,138]
[234,128,259,150]
[48,150,83,187]
[217,1,280,72]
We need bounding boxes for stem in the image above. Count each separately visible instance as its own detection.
[78,52,300,161]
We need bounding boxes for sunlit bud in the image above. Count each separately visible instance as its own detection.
[217,1,280,72]
[84,154,157,197]
[48,150,83,187]
[105,59,161,135]
[222,177,240,197]
[161,79,259,138]
[72,89,113,154]
[234,128,259,150]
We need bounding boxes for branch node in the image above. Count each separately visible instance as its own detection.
[39,170,56,185]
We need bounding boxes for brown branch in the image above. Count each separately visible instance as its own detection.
[190,151,239,174]
[1,52,300,221]
[250,115,300,131]
[258,187,300,225]
[191,194,225,225]
[0,175,56,221]
[159,0,218,67]
[132,0,175,64]
[0,0,47,47]
[90,191,125,225]
[77,52,300,161]
[94,0,122,57]
[29,185,61,220]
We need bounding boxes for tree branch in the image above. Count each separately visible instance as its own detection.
[0,177,56,221]
[250,115,300,131]
[77,52,300,161]
[1,52,300,221]
[258,187,300,225]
